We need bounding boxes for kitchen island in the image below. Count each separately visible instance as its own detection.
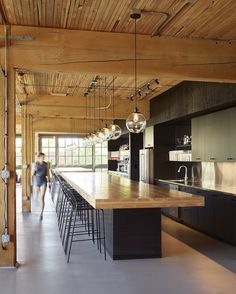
[60,171,204,259]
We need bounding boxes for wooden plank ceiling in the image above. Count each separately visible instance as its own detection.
[15,70,180,101]
[1,0,236,40]
[5,0,235,113]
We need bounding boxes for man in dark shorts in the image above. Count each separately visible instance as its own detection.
[33,152,50,220]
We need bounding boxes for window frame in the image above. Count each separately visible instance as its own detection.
[38,134,107,170]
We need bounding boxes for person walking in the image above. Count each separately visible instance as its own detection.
[33,152,50,220]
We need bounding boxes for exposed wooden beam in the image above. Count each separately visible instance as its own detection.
[5,25,236,83]
[17,94,150,119]
[32,117,109,134]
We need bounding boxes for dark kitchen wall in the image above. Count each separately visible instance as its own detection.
[149,81,236,126]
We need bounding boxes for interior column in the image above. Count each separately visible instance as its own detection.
[0,60,17,265]
[21,109,32,212]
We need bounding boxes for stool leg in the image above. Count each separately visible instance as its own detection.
[101,209,107,260]
[67,208,77,263]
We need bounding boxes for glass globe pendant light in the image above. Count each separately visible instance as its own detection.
[101,125,112,141]
[126,10,146,134]
[109,122,122,140]
[99,78,113,141]
[108,78,122,140]
[83,91,90,147]
[90,133,98,145]
[126,107,146,133]
[86,93,95,146]
[87,134,92,145]
[96,129,104,143]
[84,135,91,147]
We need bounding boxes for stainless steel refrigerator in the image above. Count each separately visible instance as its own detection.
[139,148,154,184]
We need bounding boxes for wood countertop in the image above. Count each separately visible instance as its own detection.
[60,172,204,209]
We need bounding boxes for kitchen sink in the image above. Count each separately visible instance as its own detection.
[169,179,188,183]
[168,179,197,185]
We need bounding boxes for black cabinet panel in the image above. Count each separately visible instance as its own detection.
[232,199,236,244]
[129,133,143,181]
[160,181,236,246]
[105,208,162,259]
[197,195,213,234]
[225,198,236,245]
[180,207,192,226]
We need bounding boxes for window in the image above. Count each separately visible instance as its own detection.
[95,141,108,172]
[40,136,56,166]
[16,136,22,168]
[38,135,101,169]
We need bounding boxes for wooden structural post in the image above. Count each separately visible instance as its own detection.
[0,61,17,266]
[21,109,32,212]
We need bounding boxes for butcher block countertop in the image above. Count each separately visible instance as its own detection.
[59,172,205,209]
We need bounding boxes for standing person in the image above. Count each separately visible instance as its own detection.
[33,152,50,220]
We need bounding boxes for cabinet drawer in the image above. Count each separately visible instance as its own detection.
[179,186,202,195]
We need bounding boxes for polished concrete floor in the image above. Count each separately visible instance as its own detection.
[0,185,236,294]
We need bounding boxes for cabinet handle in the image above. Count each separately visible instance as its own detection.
[231,199,236,202]
[210,157,216,160]
[227,157,234,160]
[195,157,201,160]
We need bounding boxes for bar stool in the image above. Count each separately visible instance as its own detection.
[54,177,107,263]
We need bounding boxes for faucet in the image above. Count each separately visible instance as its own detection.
[178,165,188,182]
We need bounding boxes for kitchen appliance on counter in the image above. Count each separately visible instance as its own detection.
[117,156,129,174]
[139,148,154,183]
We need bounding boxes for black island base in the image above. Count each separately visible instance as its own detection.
[103,208,162,260]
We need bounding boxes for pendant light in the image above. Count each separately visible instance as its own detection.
[109,77,122,140]
[92,87,101,145]
[126,10,146,133]
[83,92,89,146]
[101,78,113,141]
[95,80,104,144]
[87,93,94,146]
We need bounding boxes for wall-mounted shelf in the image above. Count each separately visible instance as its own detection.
[174,144,191,149]
[169,150,192,161]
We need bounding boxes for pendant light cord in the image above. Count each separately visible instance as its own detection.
[104,77,107,126]
[86,93,87,135]
[94,86,96,132]
[98,79,101,127]
[112,77,115,122]
[134,18,137,110]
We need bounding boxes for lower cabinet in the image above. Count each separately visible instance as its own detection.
[158,180,236,246]
[158,181,180,220]
[180,207,198,228]
[178,187,236,246]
